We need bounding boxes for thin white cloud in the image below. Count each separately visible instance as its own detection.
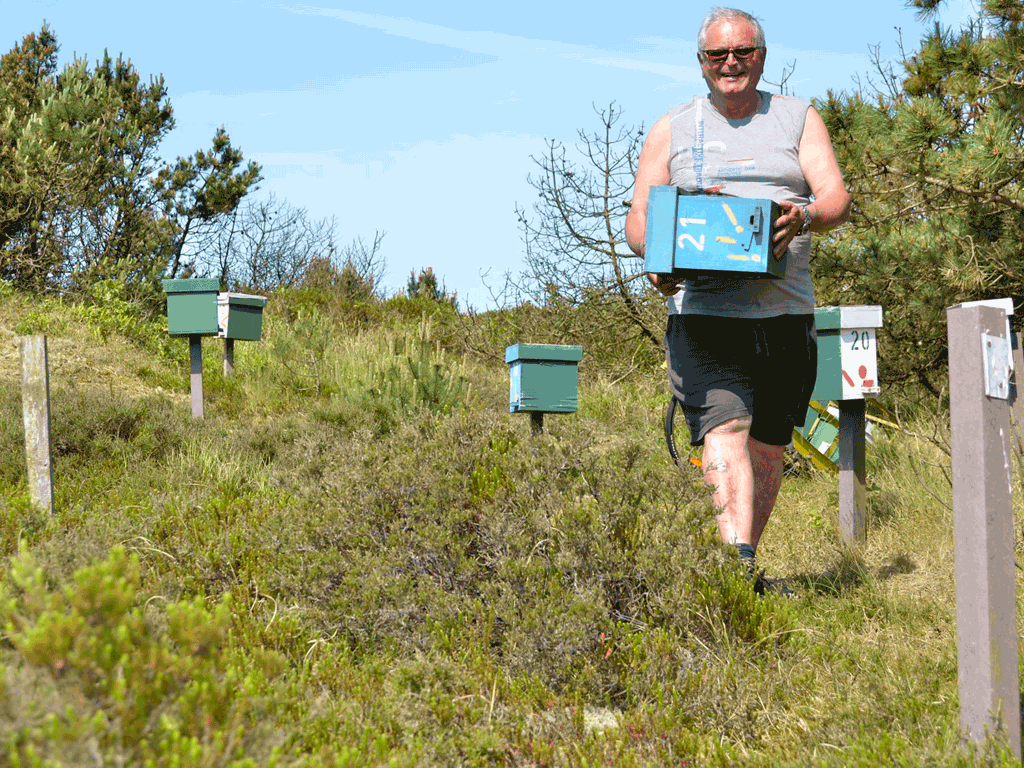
[269,3,703,84]
[559,53,699,81]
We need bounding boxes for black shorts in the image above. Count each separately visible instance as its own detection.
[666,313,817,447]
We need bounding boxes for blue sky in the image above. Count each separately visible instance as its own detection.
[5,0,976,309]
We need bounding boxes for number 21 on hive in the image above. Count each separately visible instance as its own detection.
[677,217,706,251]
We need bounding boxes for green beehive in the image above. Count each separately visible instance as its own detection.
[505,344,583,413]
[809,305,883,403]
[163,279,220,336]
[217,293,267,341]
[800,401,840,463]
[796,305,883,461]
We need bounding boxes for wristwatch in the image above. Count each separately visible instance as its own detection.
[798,205,812,235]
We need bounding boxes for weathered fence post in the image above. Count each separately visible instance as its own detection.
[224,337,235,377]
[836,399,867,543]
[19,335,54,516]
[946,302,1021,760]
[189,335,204,419]
[1012,330,1024,452]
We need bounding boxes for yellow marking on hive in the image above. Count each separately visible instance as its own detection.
[721,203,738,226]
[736,225,744,233]
[727,254,750,261]
[716,236,737,244]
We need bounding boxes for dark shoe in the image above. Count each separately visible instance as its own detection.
[759,576,797,599]
[752,571,766,596]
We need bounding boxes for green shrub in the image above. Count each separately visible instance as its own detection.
[0,546,293,766]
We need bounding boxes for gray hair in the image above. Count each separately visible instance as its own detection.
[697,7,766,50]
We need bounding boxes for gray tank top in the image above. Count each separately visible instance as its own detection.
[664,90,813,317]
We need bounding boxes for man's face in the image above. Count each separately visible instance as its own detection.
[699,18,765,100]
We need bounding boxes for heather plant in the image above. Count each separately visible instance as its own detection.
[1,291,1022,765]
[0,546,293,766]
[0,381,24,488]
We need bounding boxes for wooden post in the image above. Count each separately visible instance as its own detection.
[224,337,235,377]
[530,412,543,436]
[189,334,204,419]
[947,303,1021,759]
[19,335,54,516]
[837,399,867,544]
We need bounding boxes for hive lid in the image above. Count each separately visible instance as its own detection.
[505,344,584,364]
[814,306,883,331]
[162,278,220,293]
[218,292,267,307]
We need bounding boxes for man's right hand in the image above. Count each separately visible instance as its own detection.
[647,272,684,296]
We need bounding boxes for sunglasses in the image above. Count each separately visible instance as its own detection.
[701,46,762,63]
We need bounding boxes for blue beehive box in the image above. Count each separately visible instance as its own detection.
[505,344,583,413]
[644,186,784,278]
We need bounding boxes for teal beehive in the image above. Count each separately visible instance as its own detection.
[217,292,267,341]
[809,305,883,403]
[163,279,220,336]
[644,186,784,278]
[505,344,583,413]
[796,305,883,460]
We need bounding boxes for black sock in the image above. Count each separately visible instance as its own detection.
[734,542,765,595]
[735,542,756,567]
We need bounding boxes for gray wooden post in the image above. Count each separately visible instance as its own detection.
[946,303,1021,759]
[837,400,867,544]
[224,337,235,377]
[19,335,54,516]
[189,334,204,419]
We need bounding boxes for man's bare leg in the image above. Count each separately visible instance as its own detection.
[748,437,785,550]
[701,417,755,546]
[702,422,787,593]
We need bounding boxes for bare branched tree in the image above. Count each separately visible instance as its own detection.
[302,230,387,301]
[762,59,797,95]
[337,230,387,294]
[209,192,338,292]
[513,102,662,348]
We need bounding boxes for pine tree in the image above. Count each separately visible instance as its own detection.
[815,0,1024,395]
[0,25,260,309]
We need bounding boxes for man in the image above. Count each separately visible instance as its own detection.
[625,7,851,586]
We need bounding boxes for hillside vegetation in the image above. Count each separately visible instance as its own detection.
[0,287,1020,766]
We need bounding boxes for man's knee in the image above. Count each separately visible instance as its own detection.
[748,435,786,461]
[706,416,753,438]
[702,417,753,478]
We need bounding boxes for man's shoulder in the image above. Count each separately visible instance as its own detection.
[766,92,812,111]
[663,95,705,123]
[763,92,813,131]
